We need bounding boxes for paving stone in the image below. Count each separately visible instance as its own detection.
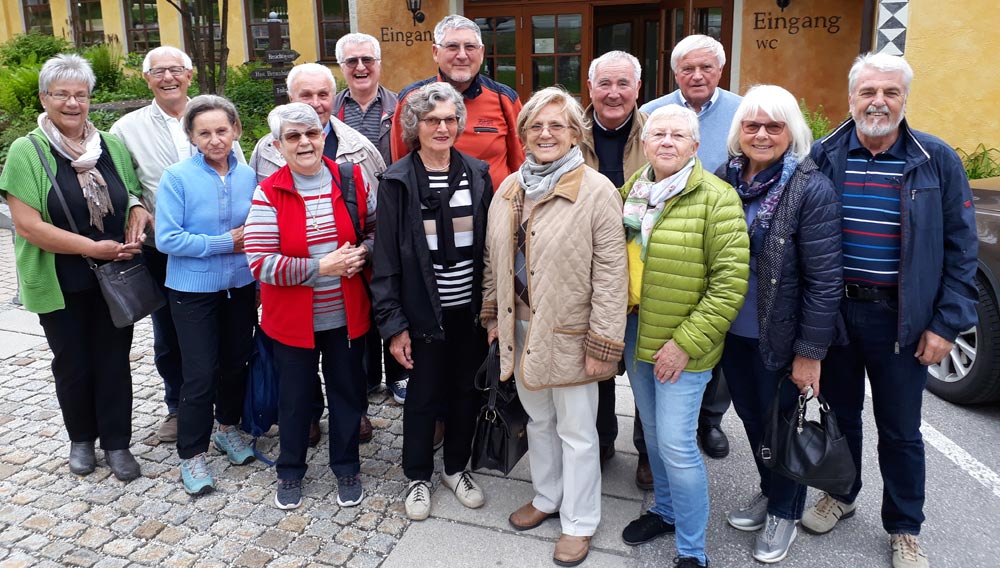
[101,537,141,557]
[22,512,59,532]
[276,514,310,534]
[346,551,384,568]
[335,526,367,547]
[51,520,88,538]
[92,558,129,568]
[255,528,293,552]
[364,532,398,556]
[1,551,38,568]
[132,519,166,540]
[63,548,103,567]
[128,542,172,565]
[233,547,274,568]
[15,532,51,551]
[40,540,75,560]
[76,526,114,548]
[314,542,353,566]
[285,535,323,556]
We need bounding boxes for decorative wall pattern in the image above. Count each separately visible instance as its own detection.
[876,0,909,55]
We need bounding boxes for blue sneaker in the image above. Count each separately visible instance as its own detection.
[275,478,303,510]
[180,454,215,495]
[337,474,365,507]
[214,426,255,465]
[388,376,408,404]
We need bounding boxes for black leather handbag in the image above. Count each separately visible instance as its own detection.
[30,136,165,328]
[758,376,856,495]
[471,340,529,475]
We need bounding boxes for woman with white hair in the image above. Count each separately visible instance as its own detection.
[717,84,841,563]
[245,102,376,510]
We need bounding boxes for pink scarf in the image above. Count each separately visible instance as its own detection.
[38,113,113,231]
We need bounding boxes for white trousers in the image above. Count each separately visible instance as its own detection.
[513,319,601,536]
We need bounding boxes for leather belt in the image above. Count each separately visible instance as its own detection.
[844,284,897,301]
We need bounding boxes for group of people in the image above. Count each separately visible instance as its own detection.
[0,12,976,568]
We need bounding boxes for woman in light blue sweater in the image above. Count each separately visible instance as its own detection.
[155,95,258,496]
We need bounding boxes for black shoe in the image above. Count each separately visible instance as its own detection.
[599,444,616,464]
[622,512,675,546]
[673,556,707,567]
[698,425,729,459]
[106,449,141,481]
[69,441,96,475]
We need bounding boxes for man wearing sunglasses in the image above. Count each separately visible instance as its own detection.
[332,33,397,167]
[111,46,246,445]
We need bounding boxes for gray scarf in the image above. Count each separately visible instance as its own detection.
[517,146,585,201]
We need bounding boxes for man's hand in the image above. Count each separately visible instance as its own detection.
[790,355,821,397]
[651,339,689,383]
[125,206,150,245]
[586,355,616,377]
[915,329,953,366]
[390,330,414,370]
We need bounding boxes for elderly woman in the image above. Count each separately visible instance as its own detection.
[717,85,841,563]
[245,103,375,510]
[372,82,493,521]
[155,95,258,495]
[0,54,149,482]
[482,86,627,567]
[618,104,749,568]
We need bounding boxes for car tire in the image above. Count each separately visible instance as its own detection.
[927,276,1000,404]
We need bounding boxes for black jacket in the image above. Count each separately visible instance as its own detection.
[371,150,493,342]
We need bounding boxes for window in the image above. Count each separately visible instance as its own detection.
[245,0,289,61]
[124,1,161,54]
[71,0,105,48]
[22,0,53,35]
[318,0,350,61]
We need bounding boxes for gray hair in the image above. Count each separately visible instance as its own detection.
[670,34,726,73]
[335,33,381,63]
[400,82,467,151]
[286,63,337,95]
[142,46,193,73]
[848,52,914,95]
[588,51,641,84]
[39,53,95,94]
[517,86,586,144]
[725,84,813,161]
[182,95,242,140]
[642,104,700,144]
[267,102,322,139]
[433,15,483,46]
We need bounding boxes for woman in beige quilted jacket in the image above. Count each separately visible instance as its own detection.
[481,86,628,568]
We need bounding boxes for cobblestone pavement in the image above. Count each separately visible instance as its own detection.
[0,227,417,567]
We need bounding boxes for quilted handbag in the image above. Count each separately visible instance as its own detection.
[471,340,529,475]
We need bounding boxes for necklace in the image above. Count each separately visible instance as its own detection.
[306,196,325,231]
[425,162,450,172]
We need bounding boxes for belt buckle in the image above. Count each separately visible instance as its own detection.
[845,283,861,299]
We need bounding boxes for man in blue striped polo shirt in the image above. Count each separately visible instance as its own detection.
[804,53,978,568]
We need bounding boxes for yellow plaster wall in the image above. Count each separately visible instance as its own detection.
[287,0,317,64]
[355,1,452,92]
[156,0,185,50]
[100,0,125,43]
[226,2,248,66]
[905,0,1000,151]
[51,1,71,42]
[0,1,23,42]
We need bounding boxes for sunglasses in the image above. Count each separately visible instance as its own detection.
[281,129,324,143]
[741,121,786,135]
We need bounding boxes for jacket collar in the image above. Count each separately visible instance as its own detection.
[191,150,239,175]
[438,72,483,99]
[500,162,586,203]
[579,106,646,155]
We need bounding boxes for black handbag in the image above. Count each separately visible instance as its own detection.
[29,136,165,328]
[471,340,529,475]
[758,376,857,495]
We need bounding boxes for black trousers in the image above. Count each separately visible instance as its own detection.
[273,326,366,480]
[38,287,134,450]
[699,366,731,429]
[169,283,256,459]
[597,378,647,455]
[365,323,406,388]
[143,246,184,413]
[403,308,485,481]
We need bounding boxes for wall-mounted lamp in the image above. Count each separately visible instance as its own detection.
[406,0,425,26]
[776,0,791,11]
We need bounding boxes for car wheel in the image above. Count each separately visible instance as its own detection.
[927,276,1000,404]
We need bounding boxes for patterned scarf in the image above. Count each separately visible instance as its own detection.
[726,152,799,237]
[517,146,585,201]
[622,157,695,258]
[38,113,113,231]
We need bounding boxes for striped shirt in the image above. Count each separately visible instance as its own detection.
[841,133,906,287]
[341,92,383,147]
[421,170,474,308]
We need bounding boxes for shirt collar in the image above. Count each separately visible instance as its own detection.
[848,126,906,159]
[680,88,720,115]
[593,109,634,133]
[152,98,188,122]
[344,88,382,105]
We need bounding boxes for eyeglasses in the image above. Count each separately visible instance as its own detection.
[148,66,189,78]
[45,91,90,103]
[281,129,324,143]
[341,56,379,68]
[646,130,692,143]
[741,121,786,135]
[436,42,483,54]
[528,122,568,135]
[420,116,459,128]
[677,64,718,77]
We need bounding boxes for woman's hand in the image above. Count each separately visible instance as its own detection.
[89,239,142,261]
[319,243,367,277]
[790,355,821,397]
[586,355,616,377]
[125,206,150,245]
[651,340,689,383]
[390,330,414,370]
[485,320,498,345]
[230,226,245,253]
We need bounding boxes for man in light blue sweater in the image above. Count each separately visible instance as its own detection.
[640,34,742,458]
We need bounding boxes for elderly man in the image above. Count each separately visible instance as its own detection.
[801,53,977,568]
[391,14,524,189]
[333,33,397,166]
[110,46,245,443]
[641,34,742,458]
[250,63,387,446]
[579,50,651,490]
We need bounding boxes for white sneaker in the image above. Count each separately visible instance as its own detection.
[404,480,431,521]
[441,470,485,509]
[891,534,929,568]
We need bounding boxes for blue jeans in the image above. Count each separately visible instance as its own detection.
[720,333,807,520]
[625,314,711,564]
[821,298,927,535]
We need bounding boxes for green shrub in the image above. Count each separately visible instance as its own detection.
[83,39,125,93]
[91,73,152,103]
[799,99,832,142]
[0,111,39,167]
[956,144,1000,180]
[0,32,72,67]
[226,64,275,160]
[0,65,43,117]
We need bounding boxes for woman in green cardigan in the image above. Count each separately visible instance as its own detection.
[0,54,149,482]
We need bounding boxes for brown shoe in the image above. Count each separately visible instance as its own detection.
[635,453,653,490]
[157,413,178,443]
[359,415,373,444]
[308,420,321,447]
[509,502,559,531]
[433,420,445,451]
[553,534,590,567]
